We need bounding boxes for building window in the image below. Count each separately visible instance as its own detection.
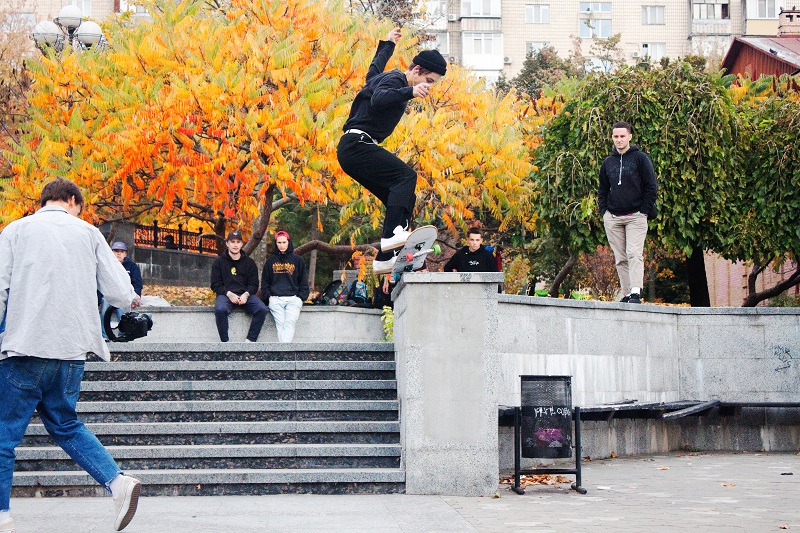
[692,1,729,20]
[642,42,666,61]
[525,4,550,23]
[463,32,502,54]
[579,2,611,13]
[461,0,501,18]
[580,18,612,38]
[526,41,548,55]
[747,0,784,19]
[71,0,92,15]
[642,6,665,24]
[424,31,449,54]
[426,0,448,19]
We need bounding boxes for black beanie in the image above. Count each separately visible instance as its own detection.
[412,50,447,76]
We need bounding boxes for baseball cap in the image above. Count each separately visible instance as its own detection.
[275,230,290,240]
[111,241,127,251]
[227,230,244,242]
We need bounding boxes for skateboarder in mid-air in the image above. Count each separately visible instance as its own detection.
[337,27,447,275]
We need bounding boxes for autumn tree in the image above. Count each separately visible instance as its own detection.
[533,60,739,305]
[722,76,800,306]
[0,3,35,183]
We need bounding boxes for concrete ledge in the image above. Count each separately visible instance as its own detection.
[129,306,385,343]
[109,341,393,353]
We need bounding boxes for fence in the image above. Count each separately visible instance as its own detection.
[134,222,218,255]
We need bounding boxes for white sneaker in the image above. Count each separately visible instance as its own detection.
[372,255,397,275]
[380,225,411,252]
[0,516,15,533]
[112,475,141,531]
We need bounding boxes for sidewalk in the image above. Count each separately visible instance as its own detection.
[10,452,800,532]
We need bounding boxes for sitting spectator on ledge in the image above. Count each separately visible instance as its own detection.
[261,231,309,343]
[443,227,498,273]
[210,230,268,342]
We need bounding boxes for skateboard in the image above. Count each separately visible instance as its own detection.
[392,225,440,277]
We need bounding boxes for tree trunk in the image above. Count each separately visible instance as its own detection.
[213,212,227,255]
[685,246,710,307]
[647,247,656,302]
[294,240,379,257]
[742,263,800,307]
[244,184,276,256]
[308,208,320,292]
[548,254,577,298]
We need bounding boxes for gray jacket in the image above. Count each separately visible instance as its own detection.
[0,205,136,361]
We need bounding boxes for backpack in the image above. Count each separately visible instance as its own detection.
[347,280,368,304]
[314,280,347,305]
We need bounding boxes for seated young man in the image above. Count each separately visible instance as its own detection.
[210,230,268,342]
[443,228,498,273]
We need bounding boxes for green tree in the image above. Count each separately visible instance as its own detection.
[533,61,739,305]
[507,46,580,98]
[722,78,800,306]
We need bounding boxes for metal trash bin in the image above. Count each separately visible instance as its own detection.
[512,375,585,494]
[520,375,573,459]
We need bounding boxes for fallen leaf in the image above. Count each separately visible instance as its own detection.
[491,493,501,499]
[778,523,789,529]
[610,452,618,458]
[499,474,573,488]
[658,467,669,470]
[721,483,735,487]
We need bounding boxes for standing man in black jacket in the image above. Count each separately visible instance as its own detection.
[444,228,498,273]
[598,121,658,304]
[337,28,447,275]
[261,231,309,343]
[210,230,267,342]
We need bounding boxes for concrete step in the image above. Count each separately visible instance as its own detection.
[22,420,401,446]
[66,400,400,422]
[82,360,396,381]
[107,343,395,362]
[15,443,402,471]
[11,468,405,496]
[78,379,398,402]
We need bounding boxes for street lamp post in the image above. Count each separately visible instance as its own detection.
[31,5,106,54]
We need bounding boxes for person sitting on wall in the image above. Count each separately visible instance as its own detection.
[443,227,498,273]
[261,231,309,343]
[210,230,268,342]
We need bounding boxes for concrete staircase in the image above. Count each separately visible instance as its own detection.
[12,343,404,496]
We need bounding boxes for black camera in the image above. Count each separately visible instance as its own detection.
[103,307,153,342]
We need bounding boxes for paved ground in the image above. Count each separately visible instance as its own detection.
[9,452,800,532]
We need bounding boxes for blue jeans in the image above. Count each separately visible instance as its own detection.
[0,357,121,510]
[214,294,268,342]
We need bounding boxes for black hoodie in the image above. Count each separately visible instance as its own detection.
[210,250,260,296]
[598,145,658,217]
[261,237,310,301]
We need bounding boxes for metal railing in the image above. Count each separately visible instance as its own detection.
[134,222,218,255]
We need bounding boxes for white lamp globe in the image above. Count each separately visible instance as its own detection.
[55,5,83,31]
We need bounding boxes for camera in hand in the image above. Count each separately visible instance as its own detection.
[103,306,153,342]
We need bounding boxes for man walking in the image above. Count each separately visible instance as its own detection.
[261,231,309,343]
[598,121,658,304]
[0,178,142,532]
[210,230,268,342]
[337,28,447,274]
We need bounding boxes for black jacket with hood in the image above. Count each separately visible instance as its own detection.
[261,237,310,301]
[210,251,260,297]
[597,145,658,217]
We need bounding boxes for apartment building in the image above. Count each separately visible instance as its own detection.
[9,0,118,24]
[424,0,786,81]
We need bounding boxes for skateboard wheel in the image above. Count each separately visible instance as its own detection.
[432,244,441,254]
[406,252,414,262]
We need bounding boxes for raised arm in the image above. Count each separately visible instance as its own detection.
[365,28,401,83]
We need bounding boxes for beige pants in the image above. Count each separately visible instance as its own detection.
[603,211,648,297]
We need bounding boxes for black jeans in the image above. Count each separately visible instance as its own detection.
[337,134,417,259]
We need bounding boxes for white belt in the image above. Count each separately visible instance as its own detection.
[344,129,378,144]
